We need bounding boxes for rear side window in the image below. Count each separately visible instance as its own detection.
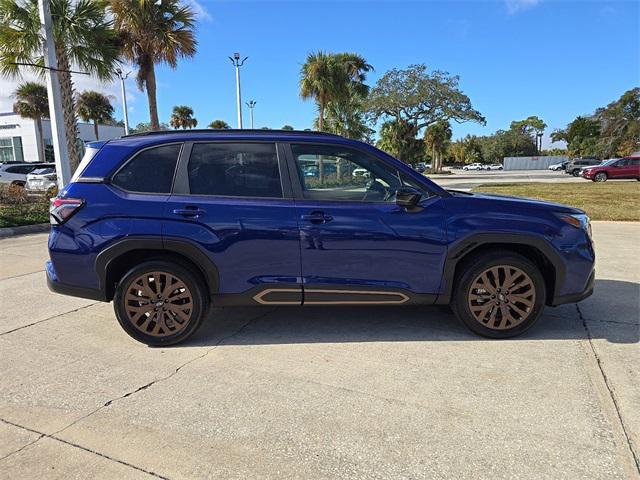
[5,165,34,174]
[112,144,181,193]
[187,143,282,198]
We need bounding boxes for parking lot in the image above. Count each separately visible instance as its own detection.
[0,223,638,479]
[432,169,591,191]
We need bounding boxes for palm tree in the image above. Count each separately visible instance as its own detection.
[170,105,197,129]
[0,0,119,170]
[424,121,452,172]
[13,82,49,161]
[208,120,230,129]
[76,90,114,140]
[299,52,338,132]
[300,51,372,131]
[111,0,197,131]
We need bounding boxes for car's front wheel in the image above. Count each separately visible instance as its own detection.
[452,252,546,338]
[594,172,607,182]
[572,170,581,177]
[113,260,208,346]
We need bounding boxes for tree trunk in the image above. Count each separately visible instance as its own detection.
[55,45,80,171]
[93,119,99,140]
[35,116,45,162]
[146,64,160,131]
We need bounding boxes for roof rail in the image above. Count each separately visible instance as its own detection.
[122,129,342,138]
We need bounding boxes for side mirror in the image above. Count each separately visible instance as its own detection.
[395,187,422,211]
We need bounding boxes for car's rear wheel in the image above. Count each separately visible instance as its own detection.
[114,261,207,346]
[594,172,607,182]
[452,252,546,338]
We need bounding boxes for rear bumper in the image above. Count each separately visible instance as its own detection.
[46,260,107,302]
[550,269,595,306]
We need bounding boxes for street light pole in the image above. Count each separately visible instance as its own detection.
[37,0,71,187]
[229,53,248,128]
[246,100,256,129]
[116,68,131,135]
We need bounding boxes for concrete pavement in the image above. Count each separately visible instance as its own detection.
[0,223,638,479]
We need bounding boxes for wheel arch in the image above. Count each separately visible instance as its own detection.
[95,237,219,301]
[437,233,565,306]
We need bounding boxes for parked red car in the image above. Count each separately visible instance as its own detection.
[581,156,640,182]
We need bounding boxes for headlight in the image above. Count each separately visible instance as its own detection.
[560,213,591,237]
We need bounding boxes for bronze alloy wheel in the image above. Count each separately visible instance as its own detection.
[124,271,193,337]
[467,265,536,330]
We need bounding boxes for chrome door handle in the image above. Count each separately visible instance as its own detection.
[173,207,206,217]
[301,211,332,224]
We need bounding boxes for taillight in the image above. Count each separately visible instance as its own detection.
[50,197,84,225]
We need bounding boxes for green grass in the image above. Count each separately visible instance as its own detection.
[0,203,49,228]
[472,182,640,221]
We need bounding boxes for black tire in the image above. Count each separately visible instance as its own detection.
[594,172,607,182]
[113,260,208,346]
[571,169,580,177]
[451,251,546,338]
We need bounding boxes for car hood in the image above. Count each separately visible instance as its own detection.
[448,190,583,214]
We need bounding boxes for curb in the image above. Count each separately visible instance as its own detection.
[0,223,50,238]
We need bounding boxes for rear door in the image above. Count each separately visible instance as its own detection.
[164,141,302,304]
[285,142,447,305]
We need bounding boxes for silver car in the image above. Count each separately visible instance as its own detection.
[26,167,57,195]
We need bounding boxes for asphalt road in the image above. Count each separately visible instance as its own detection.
[0,224,639,479]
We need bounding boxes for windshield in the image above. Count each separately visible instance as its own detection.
[600,158,619,166]
[31,168,55,175]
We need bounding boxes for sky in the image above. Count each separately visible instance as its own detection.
[1,0,638,147]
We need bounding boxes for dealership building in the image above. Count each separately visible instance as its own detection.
[0,112,125,163]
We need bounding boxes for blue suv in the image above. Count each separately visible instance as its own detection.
[47,130,595,345]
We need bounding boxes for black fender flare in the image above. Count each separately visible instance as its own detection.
[95,236,219,297]
[436,233,565,305]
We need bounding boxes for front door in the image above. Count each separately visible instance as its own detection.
[286,142,447,305]
[164,141,302,305]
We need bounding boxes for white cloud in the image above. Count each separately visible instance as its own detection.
[185,0,211,21]
[505,0,541,14]
[0,64,139,122]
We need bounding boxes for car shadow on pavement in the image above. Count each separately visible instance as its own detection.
[187,279,639,347]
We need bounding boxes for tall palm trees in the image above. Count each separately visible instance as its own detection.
[424,121,452,172]
[13,82,49,161]
[111,0,197,131]
[300,51,372,131]
[76,91,115,140]
[170,105,197,129]
[0,0,119,170]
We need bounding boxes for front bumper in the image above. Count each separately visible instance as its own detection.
[550,269,595,306]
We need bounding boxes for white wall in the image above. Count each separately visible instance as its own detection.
[0,113,125,162]
[0,113,39,162]
[42,119,125,147]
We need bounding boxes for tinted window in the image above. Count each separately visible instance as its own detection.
[5,165,34,174]
[187,143,282,198]
[112,144,181,193]
[631,158,640,166]
[291,144,430,202]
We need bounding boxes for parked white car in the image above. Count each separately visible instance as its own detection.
[26,167,57,195]
[484,164,504,170]
[0,163,53,186]
[548,162,565,171]
[352,168,371,178]
[462,163,485,171]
